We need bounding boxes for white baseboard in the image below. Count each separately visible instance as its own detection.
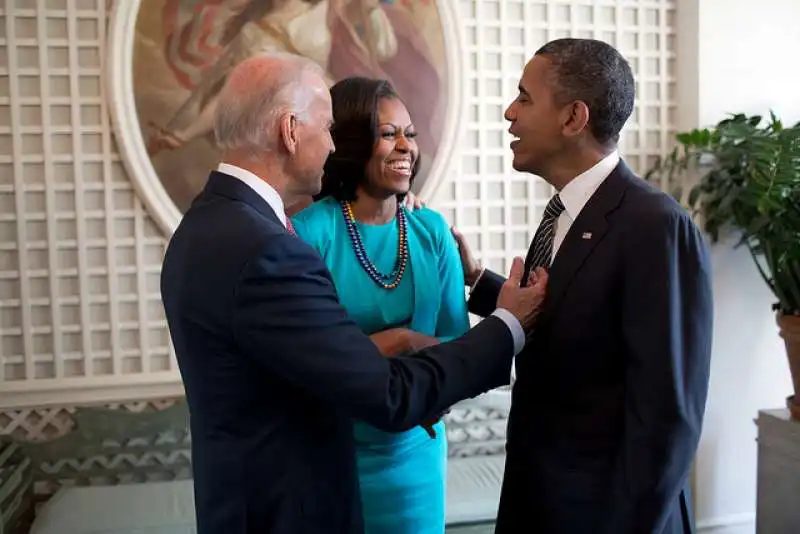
[696,513,755,534]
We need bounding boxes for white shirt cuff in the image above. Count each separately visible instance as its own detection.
[490,308,525,356]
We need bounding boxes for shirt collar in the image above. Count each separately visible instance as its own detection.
[217,163,287,227]
[558,151,619,221]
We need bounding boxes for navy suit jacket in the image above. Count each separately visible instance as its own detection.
[160,171,517,534]
[468,162,713,534]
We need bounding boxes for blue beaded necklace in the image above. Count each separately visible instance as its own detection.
[341,200,409,290]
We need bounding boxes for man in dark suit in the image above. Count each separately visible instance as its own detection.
[457,39,714,533]
[160,52,549,534]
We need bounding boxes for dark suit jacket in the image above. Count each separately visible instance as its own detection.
[160,172,516,534]
[468,162,713,534]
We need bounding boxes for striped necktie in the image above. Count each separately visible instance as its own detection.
[523,194,565,285]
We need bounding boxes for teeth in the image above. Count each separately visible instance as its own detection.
[388,161,411,170]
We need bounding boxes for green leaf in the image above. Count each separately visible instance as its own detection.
[645,111,800,313]
[688,186,703,208]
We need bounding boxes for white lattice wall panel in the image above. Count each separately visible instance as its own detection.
[0,0,176,407]
[0,0,677,409]
[432,0,677,277]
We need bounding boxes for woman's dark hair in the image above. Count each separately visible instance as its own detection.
[315,76,420,202]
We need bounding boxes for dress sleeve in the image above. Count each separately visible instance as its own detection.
[431,212,471,342]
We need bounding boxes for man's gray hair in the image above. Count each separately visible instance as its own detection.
[213,51,325,155]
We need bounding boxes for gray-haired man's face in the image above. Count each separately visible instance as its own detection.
[286,85,335,198]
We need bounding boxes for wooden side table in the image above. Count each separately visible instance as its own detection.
[756,409,800,533]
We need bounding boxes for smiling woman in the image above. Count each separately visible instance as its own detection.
[290,76,471,534]
[314,77,421,206]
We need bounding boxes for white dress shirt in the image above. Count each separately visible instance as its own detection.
[470,151,621,385]
[549,150,620,263]
[470,150,620,283]
[218,163,287,227]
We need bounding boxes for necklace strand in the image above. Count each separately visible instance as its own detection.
[341,200,408,290]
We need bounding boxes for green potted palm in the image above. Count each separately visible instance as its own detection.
[645,112,800,416]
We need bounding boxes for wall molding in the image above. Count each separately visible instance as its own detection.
[696,512,755,533]
[106,0,182,237]
[1,376,185,410]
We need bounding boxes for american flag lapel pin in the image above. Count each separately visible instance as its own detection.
[582,232,592,240]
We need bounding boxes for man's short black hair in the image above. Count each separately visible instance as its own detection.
[535,38,635,145]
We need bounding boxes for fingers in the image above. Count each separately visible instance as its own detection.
[403,193,425,210]
[507,256,525,286]
[531,267,549,290]
[451,226,467,250]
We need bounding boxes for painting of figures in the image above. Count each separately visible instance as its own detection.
[132,0,450,212]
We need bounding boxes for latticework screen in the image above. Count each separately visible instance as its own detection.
[0,0,677,413]
[433,0,677,275]
[0,0,174,408]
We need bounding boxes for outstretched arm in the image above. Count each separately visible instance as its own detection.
[232,234,518,432]
[608,211,713,533]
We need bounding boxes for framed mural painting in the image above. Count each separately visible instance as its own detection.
[107,0,466,235]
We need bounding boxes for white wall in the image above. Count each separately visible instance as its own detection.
[689,1,800,532]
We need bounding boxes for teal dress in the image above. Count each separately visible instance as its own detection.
[291,196,470,534]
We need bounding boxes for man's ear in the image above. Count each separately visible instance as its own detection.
[279,113,298,155]
[561,100,590,139]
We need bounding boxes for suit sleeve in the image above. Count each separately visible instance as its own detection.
[435,220,472,342]
[467,269,506,318]
[609,210,713,533]
[232,234,516,432]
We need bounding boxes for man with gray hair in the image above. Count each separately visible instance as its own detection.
[160,51,550,534]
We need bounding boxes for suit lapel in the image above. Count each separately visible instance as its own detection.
[539,162,633,319]
[203,171,285,228]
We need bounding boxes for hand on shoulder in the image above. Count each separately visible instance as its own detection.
[402,191,425,211]
[450,226,482,286]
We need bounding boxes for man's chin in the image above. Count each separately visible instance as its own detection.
[511,153,526,172]
[511,153,536,175]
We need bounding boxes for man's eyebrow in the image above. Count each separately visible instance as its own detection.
[518,83,530,96]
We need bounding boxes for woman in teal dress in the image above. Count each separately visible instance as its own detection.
[291,77,469,534]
